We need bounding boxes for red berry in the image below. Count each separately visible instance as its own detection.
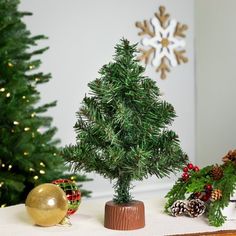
[205,184,213,191]
[195,192,201,198]
[194,166,200,172]
[182,172,189,178]
[183,167,188,172]
[187,163,194,169]
[182,172,189,181]
[201,194,210,202]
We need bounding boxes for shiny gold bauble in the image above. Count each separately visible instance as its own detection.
[25,183,68,227]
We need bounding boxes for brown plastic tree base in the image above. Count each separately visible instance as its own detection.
[104,200,145,230]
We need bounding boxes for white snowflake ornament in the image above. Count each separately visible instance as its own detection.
[136,6,188,79]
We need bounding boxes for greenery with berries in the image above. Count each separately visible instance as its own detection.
[165,156,236,227]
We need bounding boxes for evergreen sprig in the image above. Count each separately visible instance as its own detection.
[165,162,236,226]
[63,39,187,204]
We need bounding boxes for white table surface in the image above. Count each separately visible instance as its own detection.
[1,196,236,236]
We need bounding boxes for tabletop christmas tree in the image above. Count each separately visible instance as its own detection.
[63,38,188,230]
[0,0,90,206]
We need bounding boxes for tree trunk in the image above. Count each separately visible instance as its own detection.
[114,176,132,203]
[104,200,145,230]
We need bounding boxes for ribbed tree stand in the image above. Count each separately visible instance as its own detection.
[104,200,145,230]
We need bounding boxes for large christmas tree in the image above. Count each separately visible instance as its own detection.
[0,0,90,206]
[63,39,188,204]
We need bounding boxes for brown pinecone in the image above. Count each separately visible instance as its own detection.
[210,189,222,202]
[187,199,206,217]
[222,149,236,164]
[170,200,187,216]
[211,164,224,180]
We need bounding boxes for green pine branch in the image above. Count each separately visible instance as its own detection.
[165,162,236,226]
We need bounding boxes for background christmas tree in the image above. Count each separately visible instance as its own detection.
[0,0,90,206]
[63,39,188,204]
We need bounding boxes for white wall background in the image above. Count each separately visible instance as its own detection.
[196,0,236,166]
[20,0,195,197]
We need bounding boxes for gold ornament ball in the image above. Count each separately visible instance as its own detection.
[25,183,68,227]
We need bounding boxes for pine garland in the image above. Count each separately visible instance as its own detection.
[165,153,236,227]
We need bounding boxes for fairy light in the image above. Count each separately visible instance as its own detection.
[8,62,13,67]
[1,163,5,167]
[31,112,36,118]
[70,176,75,180]
[6,92,11,97]
[13,121,19,125]
[39,170,45,174]
[23,152,29,156]
[1,204,6,208]
[35,78,40,82]
[8,165,12,170]
[33,175,38,180]
[40,162,45,167]
[53,153,57,156]
[11,129,14,133]
[24,127,30,131]
[0,88,5,92]
[0,182,4,187]
[26,100,29,103]
[29,168,35,172]
[29,65,34,70]
[22,96,26,99]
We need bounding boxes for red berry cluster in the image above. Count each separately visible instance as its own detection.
[191,184,213,202]
[182,163,200,181]
[202,184,213,202]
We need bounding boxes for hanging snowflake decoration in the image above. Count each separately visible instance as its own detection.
[135,6,188,79]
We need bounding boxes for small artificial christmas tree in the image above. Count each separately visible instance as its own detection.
[63,39,188,230]
[0,0,90,206]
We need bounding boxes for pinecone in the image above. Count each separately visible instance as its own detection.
[222,149,236,164]
[187,199,206,217]
[211,165,224,180]
[210,189,222,202]
[170,200,187,216]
